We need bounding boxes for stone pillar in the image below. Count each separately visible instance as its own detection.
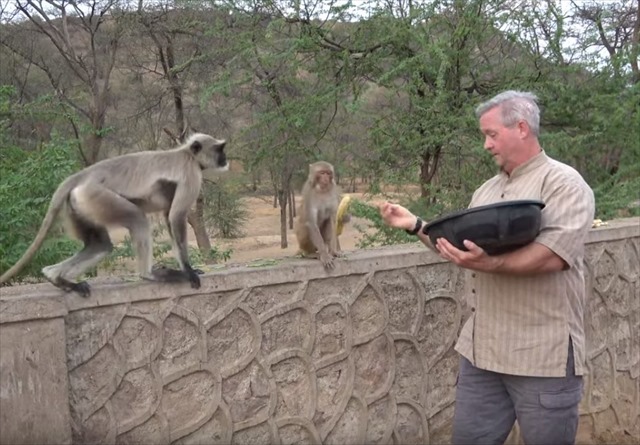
[0,296,71,445]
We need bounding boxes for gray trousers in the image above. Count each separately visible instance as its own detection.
[452,341,583,445]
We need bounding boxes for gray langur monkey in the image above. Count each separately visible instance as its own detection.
[0,133,229,297]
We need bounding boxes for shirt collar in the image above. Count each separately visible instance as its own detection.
[501,150,548,179]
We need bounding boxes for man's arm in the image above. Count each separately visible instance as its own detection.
[435,238,565,275]
[436,170,594,276]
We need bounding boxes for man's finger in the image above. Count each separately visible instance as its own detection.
[463,240,485,256]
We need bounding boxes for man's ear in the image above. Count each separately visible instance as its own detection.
[518,120,530,138]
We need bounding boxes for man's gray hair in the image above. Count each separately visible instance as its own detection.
[475,90,541,136]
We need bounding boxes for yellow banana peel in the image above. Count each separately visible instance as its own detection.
[336,195,351,236]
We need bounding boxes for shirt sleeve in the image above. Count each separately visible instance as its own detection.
[535,172,595,269]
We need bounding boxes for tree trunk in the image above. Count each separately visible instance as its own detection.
[291,190,297,218]
[278,189,288,248]
[420,145,442,200]
[288,190,295,229]
[82,131,104,166]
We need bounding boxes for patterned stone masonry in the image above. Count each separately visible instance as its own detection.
[64,263,465,445]
[0,218,638,445]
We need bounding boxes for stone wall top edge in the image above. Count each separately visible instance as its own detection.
[586,217,639,243]
[0,217,637,322]
[0,244,445,320]
[0,294,68,324]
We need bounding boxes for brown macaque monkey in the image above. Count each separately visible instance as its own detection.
[294,161,341,269]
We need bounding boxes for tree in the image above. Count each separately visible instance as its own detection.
[132,2,215,254]
[202,0,361,247]
[570,0,639,83]
[0,0,125,165]
[0,86,82,281]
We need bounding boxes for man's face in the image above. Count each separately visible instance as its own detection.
[479,106,523,172]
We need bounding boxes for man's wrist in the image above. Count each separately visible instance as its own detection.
[405,216,423,235]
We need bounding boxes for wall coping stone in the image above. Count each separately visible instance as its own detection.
[1,216,638,325]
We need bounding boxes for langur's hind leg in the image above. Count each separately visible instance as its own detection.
[67,182,156,284]
[42,208,113,298]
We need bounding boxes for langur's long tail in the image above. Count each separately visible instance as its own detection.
[0,174,82,284]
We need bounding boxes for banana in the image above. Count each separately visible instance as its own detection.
[336,195,352,236]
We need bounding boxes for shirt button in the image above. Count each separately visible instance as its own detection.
[501,193,505,198]
[471,289,476,294]
[471,307,476,312]
[472,273,476,278]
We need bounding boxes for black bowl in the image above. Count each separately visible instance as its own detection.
[422,199,545,255]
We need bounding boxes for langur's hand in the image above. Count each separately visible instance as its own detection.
[379,202,418,231]
[320,251,335,269]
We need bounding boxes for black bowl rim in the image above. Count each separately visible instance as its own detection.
[423,199,546,233]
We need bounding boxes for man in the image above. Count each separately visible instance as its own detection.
[379,90,595,445]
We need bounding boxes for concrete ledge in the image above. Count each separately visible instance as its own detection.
[586,217,639,243]
[1,217,637,320]
[0,243,446,318]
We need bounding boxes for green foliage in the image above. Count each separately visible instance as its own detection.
[154,243,232,270]
[593,174,640,220]
[0,140,82,282]
[350,199,415,248]
[2,1,638,259]
[539,78,640,220]
[101,225,232,274]
[202,180,249,239]
[349,196,453,248]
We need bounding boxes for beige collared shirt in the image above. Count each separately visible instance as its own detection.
[454,151,595,377]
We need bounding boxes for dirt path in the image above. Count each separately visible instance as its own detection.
[109,192,379,268]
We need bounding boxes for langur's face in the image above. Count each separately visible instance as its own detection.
[191,134,229,171]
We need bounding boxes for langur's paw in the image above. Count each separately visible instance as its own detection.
[184,264,202,289]
[46,275,91,298]
[71,281,92,298]
[187,270,201,289]
[320,253,335,269]
[150,266,190,283]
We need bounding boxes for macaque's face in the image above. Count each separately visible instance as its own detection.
[315,168,333,190]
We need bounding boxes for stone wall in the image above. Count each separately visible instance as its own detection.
[0,218,638,445]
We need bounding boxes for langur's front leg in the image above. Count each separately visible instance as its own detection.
[167,207,201,289]
[163,212,203,275]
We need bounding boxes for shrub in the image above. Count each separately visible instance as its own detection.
[202,180,249,239]
[0,140,82,282]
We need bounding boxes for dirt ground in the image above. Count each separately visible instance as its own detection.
[109,192,381,269]
[204,193,376,263]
